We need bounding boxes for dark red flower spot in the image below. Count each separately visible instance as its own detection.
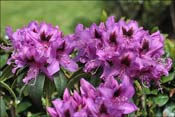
[121,55,131,66]
[109,32,117,44]
[122,27,133,37]
[95,29,102,39]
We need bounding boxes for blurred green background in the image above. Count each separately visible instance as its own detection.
[1,0,175,38]
[1,1,103,35]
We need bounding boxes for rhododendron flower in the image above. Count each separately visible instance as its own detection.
[72,16,172,85]
[47,77,137,117]
[5,22,78,84]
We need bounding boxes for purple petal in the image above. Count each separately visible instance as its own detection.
[52,99,63,116]
[60,54,78,72]
[46,107,58,117]
[75,24,84,33]
[80,79,96,98]
[73,90,82,104]
[119,75,135,98]
[63,88,70,101]
[106,16,115,28]
[23,66,39,84]
[47,59,60,76]
[6,26,13,40]
[117,102,138,114]
[98,87,113,98]
[85,98,98,115]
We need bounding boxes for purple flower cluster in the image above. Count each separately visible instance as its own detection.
[6,22,78,84]
[72,16,172,85]
[47,76,137,117]
[3,16,172,116]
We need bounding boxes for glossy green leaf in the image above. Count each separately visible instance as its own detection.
[26,73,45,106]
[54,70,68,97]
[0,65,13,81]
[153,94,169,107]
[67,73,90,89]
[161,72,175,83]
[163,103,175,117]
[70,68,83,79]
[165,39,175,59]
[0,97,8,117]
[143,87,158,95]
[0,54,8,69]
[17,101,32,113]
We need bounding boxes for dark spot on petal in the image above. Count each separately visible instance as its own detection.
[32,29,37,33]
[40,32,52,41]
[122,27,133,37]
[64,109,70,117]
[26,56,35,63]
[141,39,149,52]
[99,103,108,114]
[106,60,113,67]
[95,29,101,39]
[109,32,117,44]
[114,88,121,97]
[121,55,131,66]
[44,62,49,67]
[97,43,103,49]
[57,41,65,52]
[46,35,52,41]
[101,79,105,83]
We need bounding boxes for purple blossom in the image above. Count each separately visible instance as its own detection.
[47,77,137,117]
[72,16,172,85]
[5,21,78,84]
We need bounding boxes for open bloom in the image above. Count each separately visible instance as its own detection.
[5,21,78,84]
[47,77,137,117]
[71,16,172,85]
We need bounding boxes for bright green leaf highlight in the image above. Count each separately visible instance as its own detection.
[153,95,169,107]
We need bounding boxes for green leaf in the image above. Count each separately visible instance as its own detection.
[0,65,13,81]
[100,10,108,22]
[67,73,90,89]
[26,73,45,106]
[0,97,8,117]
[27,112,48,117]
[70,68,83,79]
[165,39,175,59]
[0,54,8,69]
[54,70,68,97]
[161,72,175,84]
[143,87,158,95]
[153,94,169,107]
[17,101,32,113]
[163,103,175,117]
[151,26,159,33]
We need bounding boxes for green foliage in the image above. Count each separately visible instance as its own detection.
[26,73,45,106]
[153,95,169,107]
[161,72,175,84]
[0,97,8,117]
[100,10,108,22]
[16,101,32,113]
[133,38,175,117]
[54,70,68,97]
